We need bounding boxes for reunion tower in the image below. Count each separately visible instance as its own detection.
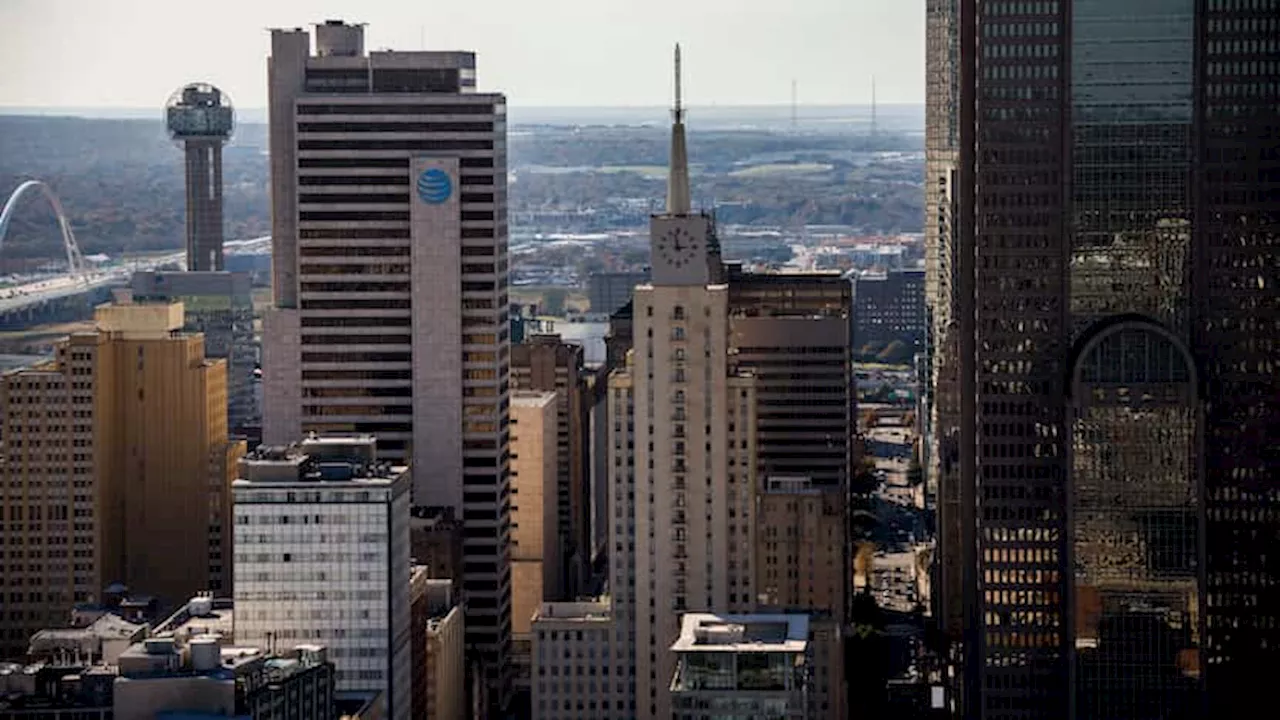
[165,83,234,271]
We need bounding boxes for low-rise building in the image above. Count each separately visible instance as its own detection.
[114,633,334,720]
[0,661,115,719]
[0,596,335,720]
[530,601,616,720]
[26,614,148,667]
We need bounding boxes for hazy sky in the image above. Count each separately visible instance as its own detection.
[0,0,923,109]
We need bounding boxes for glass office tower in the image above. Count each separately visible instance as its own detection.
[928,1,1279,717]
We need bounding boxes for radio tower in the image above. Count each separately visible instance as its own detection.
[791,78,798,130]
[870,76,878,141]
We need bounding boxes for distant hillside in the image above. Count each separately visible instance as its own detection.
[0,116,268,270]
[0,111,923,271]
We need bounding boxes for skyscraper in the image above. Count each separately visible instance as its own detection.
[626,46,760,720]
[927,1,1280,717]
[261,20,512,710]
[0,297,244,657]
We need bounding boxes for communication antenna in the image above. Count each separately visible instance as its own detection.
[791,79,798,130]
[674,44,683,122]
[870,76,878,140]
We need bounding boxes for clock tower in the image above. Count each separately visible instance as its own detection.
[650,44,722,286]
[629,45,752,720]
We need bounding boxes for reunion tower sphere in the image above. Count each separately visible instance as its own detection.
[165,82,235,146]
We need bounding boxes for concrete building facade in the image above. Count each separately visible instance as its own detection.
[232,435,411,719]
[261,20,511,707]
[597,50,856,720]
[0,298,243,657]
[530,601,616,720]
[755,477,846,616]
[728,270,854,492]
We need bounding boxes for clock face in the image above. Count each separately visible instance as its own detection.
[656,226,701,269]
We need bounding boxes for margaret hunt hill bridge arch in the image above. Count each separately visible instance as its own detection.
[0,179,88,280]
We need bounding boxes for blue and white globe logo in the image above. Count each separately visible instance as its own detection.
[416,168,453,204]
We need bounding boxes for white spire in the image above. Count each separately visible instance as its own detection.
[666,43,691,215]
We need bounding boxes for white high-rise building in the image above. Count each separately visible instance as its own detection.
[626,46,759,720]
[262,20,512,706]
[232,435,411,719]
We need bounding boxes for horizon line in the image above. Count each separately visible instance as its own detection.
[0,101,924,113]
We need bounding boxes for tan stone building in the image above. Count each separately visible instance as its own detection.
[510,391,560,698]
[413,569,465,720]
[425,602,466,720]
[510,391,560,630]
[511,336,590,598]
[0,297,243,657]
[756,476,847,615]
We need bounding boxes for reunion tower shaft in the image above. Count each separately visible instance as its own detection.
[166,83,234,271]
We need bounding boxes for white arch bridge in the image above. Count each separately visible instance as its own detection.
[0,179,88,279]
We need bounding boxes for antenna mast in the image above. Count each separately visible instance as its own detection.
[870,76,878,140]
[791,79,798,130]
[674,44,683,122]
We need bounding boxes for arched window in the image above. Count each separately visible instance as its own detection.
[1068,320,1202,714]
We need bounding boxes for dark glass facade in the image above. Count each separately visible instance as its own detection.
[929,0,1279,717]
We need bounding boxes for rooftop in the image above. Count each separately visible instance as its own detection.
[671,613,809,654]
[512,390,557,407]
[235,435,406,486]
[533,600,612,624]
[152,595,235,642]
[27,613,146,655]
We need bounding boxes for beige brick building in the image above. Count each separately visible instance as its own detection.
[510,391,560,698]
[511,391,560,631]
[0,297,243,657]
[511,336,591,598]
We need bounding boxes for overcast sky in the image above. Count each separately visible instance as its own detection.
[0,0,923,109]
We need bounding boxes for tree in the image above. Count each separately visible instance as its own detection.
[876,339,910,364]
[852,456,879,495]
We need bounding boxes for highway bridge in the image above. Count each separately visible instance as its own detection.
[0,237,270,329]
[1,179,271,329]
